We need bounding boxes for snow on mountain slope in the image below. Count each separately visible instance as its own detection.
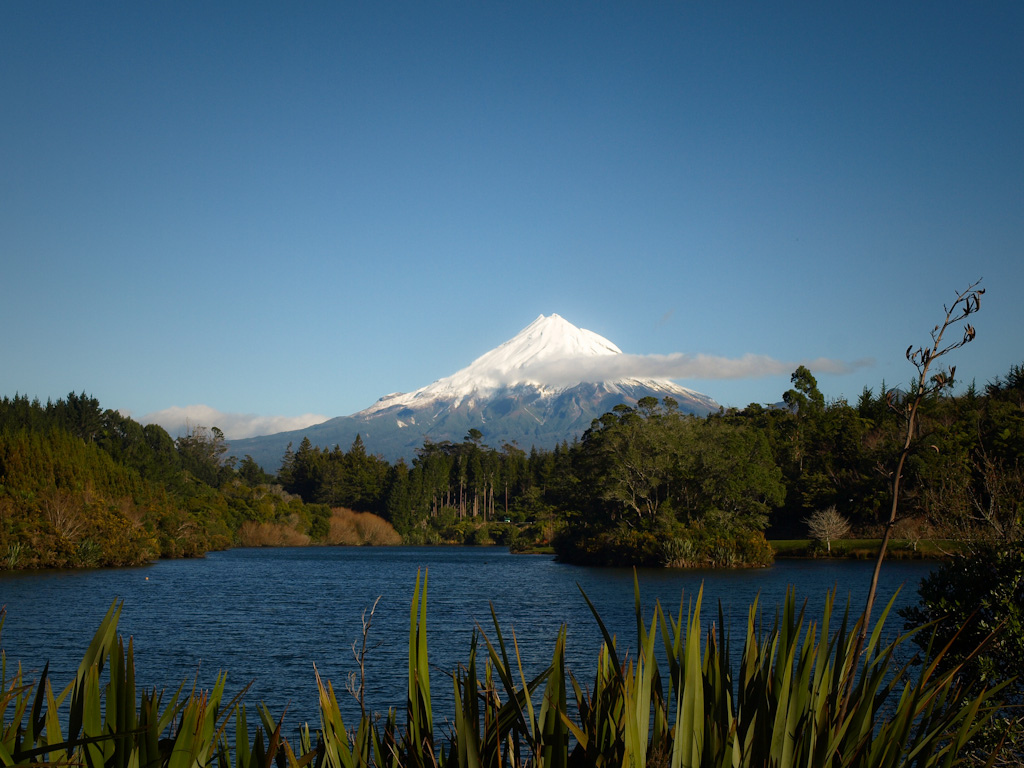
[360,313,711,416]
[227,314,720,467]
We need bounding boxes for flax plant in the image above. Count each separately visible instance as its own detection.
[0,602,270,768]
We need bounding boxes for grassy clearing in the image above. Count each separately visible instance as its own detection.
[769,538,958,559]
[509,544,556,555]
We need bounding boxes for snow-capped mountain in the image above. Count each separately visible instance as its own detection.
[363,314,622,412]
[229,314,719,468]
[359,313,715,421]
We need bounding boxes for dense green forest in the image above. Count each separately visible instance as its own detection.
[2,359,1021,570]
[0,392,336,568]
[268,361,1023,567]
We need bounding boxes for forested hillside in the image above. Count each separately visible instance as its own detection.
[0,393,371,568]
[259,362,1024,565]
[2,361,1021,570]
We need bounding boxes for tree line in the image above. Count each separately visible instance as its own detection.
[2,359,1021,568]
[256,360,1023,566]
[0,392,329,568]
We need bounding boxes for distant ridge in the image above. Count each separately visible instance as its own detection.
[228,314,719,468]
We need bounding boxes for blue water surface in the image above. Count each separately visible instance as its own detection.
[0,547,935,731]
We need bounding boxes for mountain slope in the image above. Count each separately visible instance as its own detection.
[229,314,719,468]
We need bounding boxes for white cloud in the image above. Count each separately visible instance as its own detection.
[142,405,329,440]
[495,353,873,388]
[141,354,869,437]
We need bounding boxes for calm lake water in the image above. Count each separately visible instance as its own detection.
[0,547,935,731]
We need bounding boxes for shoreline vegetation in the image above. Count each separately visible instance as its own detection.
[236,506,402,548]
[2,354,1021,571]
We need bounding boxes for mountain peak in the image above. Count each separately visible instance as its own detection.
[488,314,622,373]
[360,315,624,415]
[228,313,720,465]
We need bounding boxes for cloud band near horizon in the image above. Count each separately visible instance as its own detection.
[142,352,869,440]
[492,352,874,388]
[141,405,328,441]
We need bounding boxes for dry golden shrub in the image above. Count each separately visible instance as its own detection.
[327,511,361,545]
[326,508,402,546]
[238,521,311,547]
[353,511,402,545]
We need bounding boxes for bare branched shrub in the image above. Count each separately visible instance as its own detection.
[117,497,146,529]
[804,506,850,553]
[42,490,86,542]
[968,451,1023,545]
[892,516,930,552]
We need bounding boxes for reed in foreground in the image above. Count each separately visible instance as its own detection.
[0,572,1009,767]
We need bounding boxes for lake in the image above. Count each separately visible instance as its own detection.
[0,547,935,732]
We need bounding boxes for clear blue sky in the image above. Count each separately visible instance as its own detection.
[3,2,1022,438]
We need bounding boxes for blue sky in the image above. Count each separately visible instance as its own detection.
[3,2,1022,438]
